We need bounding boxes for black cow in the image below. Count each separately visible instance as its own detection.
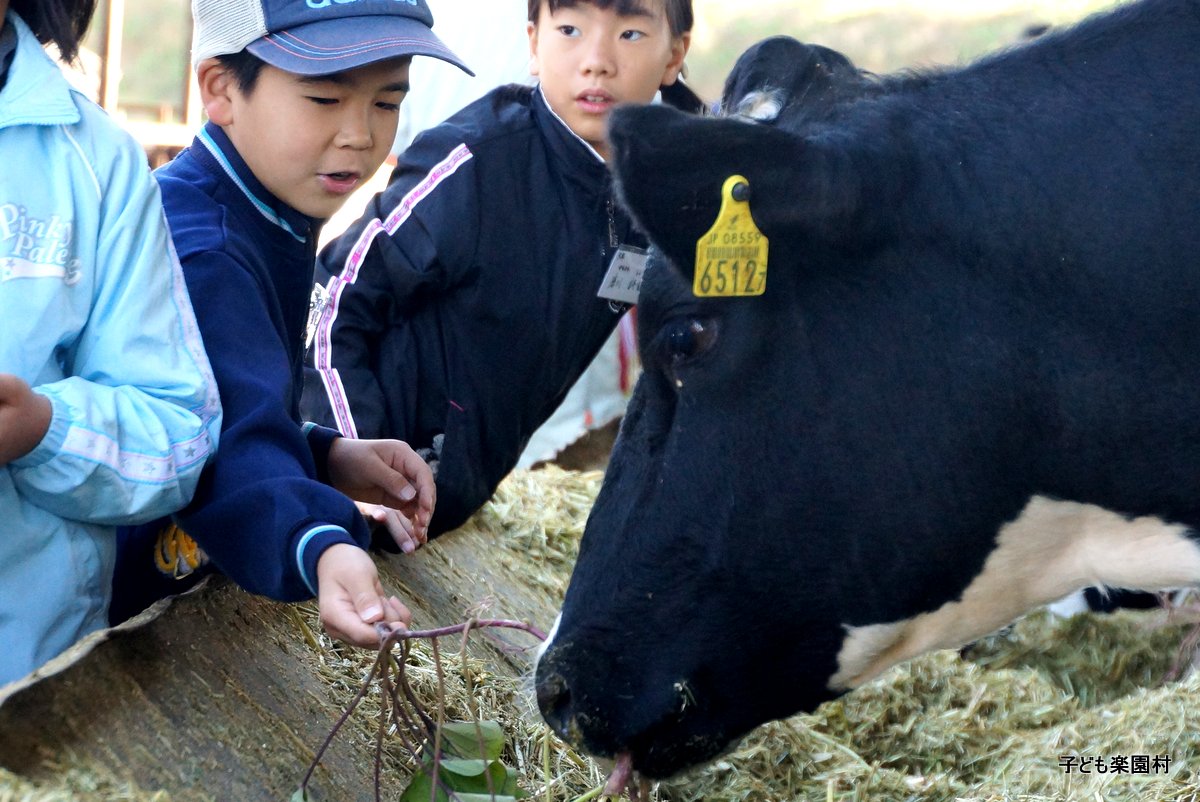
[535,0,1200,782]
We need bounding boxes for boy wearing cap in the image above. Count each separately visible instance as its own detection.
[304,0,697,534]
[113,0,471,647]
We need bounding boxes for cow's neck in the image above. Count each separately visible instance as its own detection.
[829,495,1200,690]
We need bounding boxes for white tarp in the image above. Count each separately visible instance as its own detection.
[395,0,534,151]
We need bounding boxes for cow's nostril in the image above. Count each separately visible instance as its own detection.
[536,670,574,738]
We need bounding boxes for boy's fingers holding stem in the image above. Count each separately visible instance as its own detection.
[381,595,409,624]
[317,544,410,647]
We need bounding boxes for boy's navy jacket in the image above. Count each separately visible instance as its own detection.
[304,85,643,533]
[126,122,369,602]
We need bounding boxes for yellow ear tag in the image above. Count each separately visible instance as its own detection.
[693,175,768,298]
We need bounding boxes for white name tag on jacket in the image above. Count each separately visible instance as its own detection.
[597,245,649,306]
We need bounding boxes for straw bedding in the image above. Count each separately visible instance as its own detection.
[293,467,1200,802]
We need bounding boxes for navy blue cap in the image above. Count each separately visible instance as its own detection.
[193,0,473,77]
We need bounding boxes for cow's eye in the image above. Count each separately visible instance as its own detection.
[658,317,719,383]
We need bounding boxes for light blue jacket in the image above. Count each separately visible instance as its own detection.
[0,11,221,687]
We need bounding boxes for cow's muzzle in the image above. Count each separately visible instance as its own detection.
[535,641,733,780]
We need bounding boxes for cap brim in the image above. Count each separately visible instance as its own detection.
[247,15,473,77]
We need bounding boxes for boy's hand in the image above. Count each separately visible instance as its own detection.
[0,374,52,466]
[328,438,436,542]
[316,542,412,647]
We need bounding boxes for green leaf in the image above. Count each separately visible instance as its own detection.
[400,761,531,802]
[401,759,509,799]
[398,771,446,802]
[437,758,491,778]
[500,764,528,798]
[401,721,527,802]
[290,789,315,802]
[453,759,505,794]
[484,760,515,795]
[440,720,506,760]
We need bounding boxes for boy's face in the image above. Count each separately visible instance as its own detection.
[528,1,689,161]
[209,59,410,219]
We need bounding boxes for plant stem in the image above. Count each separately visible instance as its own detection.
[301,616,546,799]
[543,727,553,802]
[567,785,607,802]
[431,637,446,802]
[379,619,548,642]
[300,644,389,792]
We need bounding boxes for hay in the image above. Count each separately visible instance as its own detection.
[288,467,1200,802]
[475,465,605,597]
[665,613,1200,802]
[0,767,172,802]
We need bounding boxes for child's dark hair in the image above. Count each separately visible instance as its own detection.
[528,0,693,38]
[217,50,269,95]
[213,50,414,96]
[11,0,97,63]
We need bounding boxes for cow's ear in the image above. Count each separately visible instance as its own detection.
[608,105,835,284]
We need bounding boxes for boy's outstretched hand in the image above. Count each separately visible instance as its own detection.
[327,438,437,551]
[0,374,52,466]
[317,542,412,647]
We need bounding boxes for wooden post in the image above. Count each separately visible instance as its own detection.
[184,14,202,130]
[97,0,125,113]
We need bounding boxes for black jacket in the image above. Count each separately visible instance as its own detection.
[303,85,642,534]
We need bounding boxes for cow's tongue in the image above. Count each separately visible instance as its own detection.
[603,752,634,797]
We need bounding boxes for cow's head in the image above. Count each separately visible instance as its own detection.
[535,103,928,778]
[533,102,1089,778]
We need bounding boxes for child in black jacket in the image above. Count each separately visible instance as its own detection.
[304,0,698,533]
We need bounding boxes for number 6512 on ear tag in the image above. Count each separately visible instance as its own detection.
[694,175,768,298]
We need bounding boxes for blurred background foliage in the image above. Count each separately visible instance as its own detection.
[89,1,1124,131]
[83,0,191,120]
[685,0,1122,99]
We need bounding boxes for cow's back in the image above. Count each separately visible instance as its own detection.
[829,0,1199,270]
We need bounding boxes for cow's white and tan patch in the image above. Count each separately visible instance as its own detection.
[829,496,1200,690]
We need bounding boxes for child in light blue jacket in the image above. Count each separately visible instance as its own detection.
[0,0,221,687]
